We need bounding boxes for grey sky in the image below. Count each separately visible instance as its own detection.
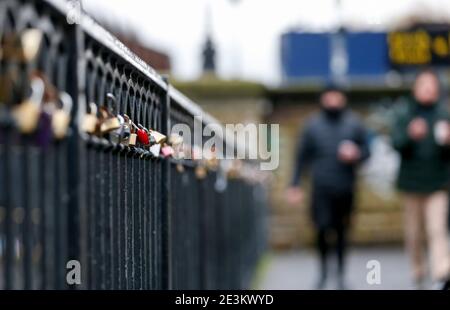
[82,0,450,85]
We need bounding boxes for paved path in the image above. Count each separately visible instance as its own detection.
[258,247,423,290]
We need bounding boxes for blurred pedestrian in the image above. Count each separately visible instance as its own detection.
[391,68,450,290]
[286,85,370,289]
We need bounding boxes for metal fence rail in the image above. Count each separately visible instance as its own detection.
[0,0,268,290]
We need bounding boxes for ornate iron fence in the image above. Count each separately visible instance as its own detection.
[0,0,268,289]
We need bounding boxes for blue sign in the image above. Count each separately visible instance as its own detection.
[281,32,331,81]
[346,32,389,76]
[280,31,391,82]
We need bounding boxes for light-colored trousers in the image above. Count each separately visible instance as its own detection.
[403,191,450,282]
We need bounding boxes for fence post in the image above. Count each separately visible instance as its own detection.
[161,75,171,289]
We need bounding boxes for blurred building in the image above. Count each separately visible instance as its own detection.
[175,19,450,249]
[270,20,450,248]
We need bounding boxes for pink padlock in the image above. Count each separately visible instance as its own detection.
[161,145,174,158]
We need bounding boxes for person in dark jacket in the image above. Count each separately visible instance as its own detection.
[286,86,370,289]
[391,69,450,290]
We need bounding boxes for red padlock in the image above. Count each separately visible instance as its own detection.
[137,124,150,146]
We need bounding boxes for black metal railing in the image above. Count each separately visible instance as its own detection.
[0,0,268,290]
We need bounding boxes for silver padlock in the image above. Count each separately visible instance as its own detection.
[110,114,125,144]
[52,92,73,140]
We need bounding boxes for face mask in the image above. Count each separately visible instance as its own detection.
[323,106,343,118]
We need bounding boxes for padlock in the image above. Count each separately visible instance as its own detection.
[20,29,44,63]
[1,29,43,63]
[128,117,138,146]
[195,165,207,180]
[11,76,44,134]
[205,146,219,170]
[129,132,137,146]
[52,92,73,140]
[169,133,183,146]
[110,114,125,144]
[161,144,174,158]
[99,107,121,134]
[149,132,156,145]
[149,143,161,157]
[176,163,185,173]
[118,114,132,145]
[137,124,150,146]
[99,94,121,134]
[149,129,166,144]
[206,158,219,170]
[82,103,98,134]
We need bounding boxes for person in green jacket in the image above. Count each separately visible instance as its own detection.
[391,69,450,290]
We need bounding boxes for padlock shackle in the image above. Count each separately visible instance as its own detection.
[88,102,98,115]
[106,92,118,113]
[58,91,73,113]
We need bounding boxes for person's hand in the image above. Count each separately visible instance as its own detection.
[286,187,304,206]
[338,140,361,164]
[434,121,450,145]
[408,117,428,141]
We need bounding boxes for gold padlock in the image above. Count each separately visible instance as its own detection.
[99,94,121,134]
[129,132,137,146]
[52,92,72,140]
[11,77,44,134]
[1,29,43,63]
[176,163,185,173]
[150,129,167,144]
[99,107,121,134]
[82,102,98,134]
[126,116,138,146]
[21,29,43,63]
[195,165,207,180]
[169,133,183,146]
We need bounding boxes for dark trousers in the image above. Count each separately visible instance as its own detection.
[311,186,353,280]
